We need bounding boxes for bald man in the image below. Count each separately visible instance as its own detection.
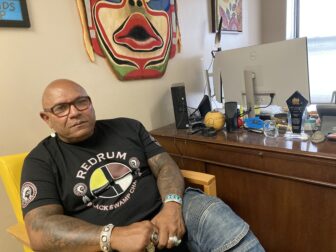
[40,79,97,143]
[20,79,264,252]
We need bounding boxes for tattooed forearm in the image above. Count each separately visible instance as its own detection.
[148,152,185,197]
[25,204,101,252]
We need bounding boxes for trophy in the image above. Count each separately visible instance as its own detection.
[286,91,308,134]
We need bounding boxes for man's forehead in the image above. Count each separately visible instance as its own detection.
[43,84,86,105]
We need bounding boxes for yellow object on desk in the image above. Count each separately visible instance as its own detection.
[204,111,225,130]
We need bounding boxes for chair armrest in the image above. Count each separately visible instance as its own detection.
[180,169,217,196]
[6,222,31,247]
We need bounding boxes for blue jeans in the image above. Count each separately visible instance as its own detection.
[183,188,265,252]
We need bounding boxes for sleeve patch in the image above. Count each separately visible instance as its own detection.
[21,182,37,208]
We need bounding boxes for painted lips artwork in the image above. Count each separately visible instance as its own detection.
[77,0,181,80]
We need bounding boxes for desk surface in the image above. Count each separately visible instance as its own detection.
[151,124,336,160]
[151,124,336,252]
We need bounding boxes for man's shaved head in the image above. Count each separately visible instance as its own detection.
[40,79,96,143]
[42,79,88,109]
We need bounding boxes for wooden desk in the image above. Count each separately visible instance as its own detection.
[151,124,336,252]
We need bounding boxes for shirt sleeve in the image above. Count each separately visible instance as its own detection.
[137,121,166,159]
[20,147,61,217]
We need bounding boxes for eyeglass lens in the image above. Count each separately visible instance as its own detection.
[51,97,91,116]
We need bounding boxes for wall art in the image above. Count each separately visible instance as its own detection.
[211,0,242,33]
[0,0,30,28]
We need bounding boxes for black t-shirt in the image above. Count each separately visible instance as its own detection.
[21,118,165,226]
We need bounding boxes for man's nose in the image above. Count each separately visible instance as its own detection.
[68,104,80,116]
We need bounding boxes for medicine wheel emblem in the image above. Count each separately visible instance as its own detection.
[89,162,133,198]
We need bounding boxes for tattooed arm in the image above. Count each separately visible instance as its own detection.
[24,204,156,252]
[24,204,101,252]
[148,152,186,249]
[148,152,185,197]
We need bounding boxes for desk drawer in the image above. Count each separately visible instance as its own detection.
[262,152,336,186]
[169,140,264,170]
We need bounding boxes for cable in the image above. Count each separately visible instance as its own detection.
[188,107,199,118]
[239,93,275,117]
[239,107,251,117]
[207,55,214,70]
[254,93,275,109]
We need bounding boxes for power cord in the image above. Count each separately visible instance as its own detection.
[254,93,275,109]
[239,93,275,117]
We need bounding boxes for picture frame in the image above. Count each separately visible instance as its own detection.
[211,0,242,33]
[0,0,30,28]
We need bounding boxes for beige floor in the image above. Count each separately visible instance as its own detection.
[0,182,23,252]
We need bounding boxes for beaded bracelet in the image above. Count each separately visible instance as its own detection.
[164,194,183,205]
[100,224,114,252]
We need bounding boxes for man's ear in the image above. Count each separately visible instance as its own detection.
[40,112,52,127]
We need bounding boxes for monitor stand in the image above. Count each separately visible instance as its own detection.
[244,70,256,118]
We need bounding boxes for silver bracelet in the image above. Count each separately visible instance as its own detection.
[100,224,114,252]
[164,194,183,205]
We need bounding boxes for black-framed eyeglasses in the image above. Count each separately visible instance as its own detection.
[44,96,91,117]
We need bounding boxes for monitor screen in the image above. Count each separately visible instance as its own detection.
[212,37,311,113]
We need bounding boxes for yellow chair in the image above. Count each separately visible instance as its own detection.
[181,169,217,196]
[0,153,31,252]
[0,153,216,252]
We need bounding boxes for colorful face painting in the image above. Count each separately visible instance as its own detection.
[78,0,181,80]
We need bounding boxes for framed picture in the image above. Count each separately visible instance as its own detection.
[0,0,30,28]
[211,0,242,33]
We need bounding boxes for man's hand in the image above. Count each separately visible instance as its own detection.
[151,202,186,249]
[110,221,157,252]
[148,152,186,249]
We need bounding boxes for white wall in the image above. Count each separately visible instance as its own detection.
[261,0,287,43]
[0,0,261,250]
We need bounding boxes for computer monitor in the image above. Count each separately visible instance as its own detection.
[316,104,336,135]
[212,37,311,117]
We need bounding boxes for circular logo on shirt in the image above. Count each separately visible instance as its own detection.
[21,182,37,208]
[90,162,133,198]
[73,183,88,196]
[129,157,140,169]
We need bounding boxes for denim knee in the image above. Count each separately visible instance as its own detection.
[227,230,265,252]
[183,188,250,251]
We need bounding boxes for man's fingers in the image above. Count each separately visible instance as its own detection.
[168,235,182,247]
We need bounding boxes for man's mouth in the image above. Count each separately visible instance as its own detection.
[71,121,86,128]
[114,13,163,51]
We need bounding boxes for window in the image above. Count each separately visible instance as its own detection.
[287,0,336,103]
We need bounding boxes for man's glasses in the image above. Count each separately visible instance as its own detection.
[44,96,91,117]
